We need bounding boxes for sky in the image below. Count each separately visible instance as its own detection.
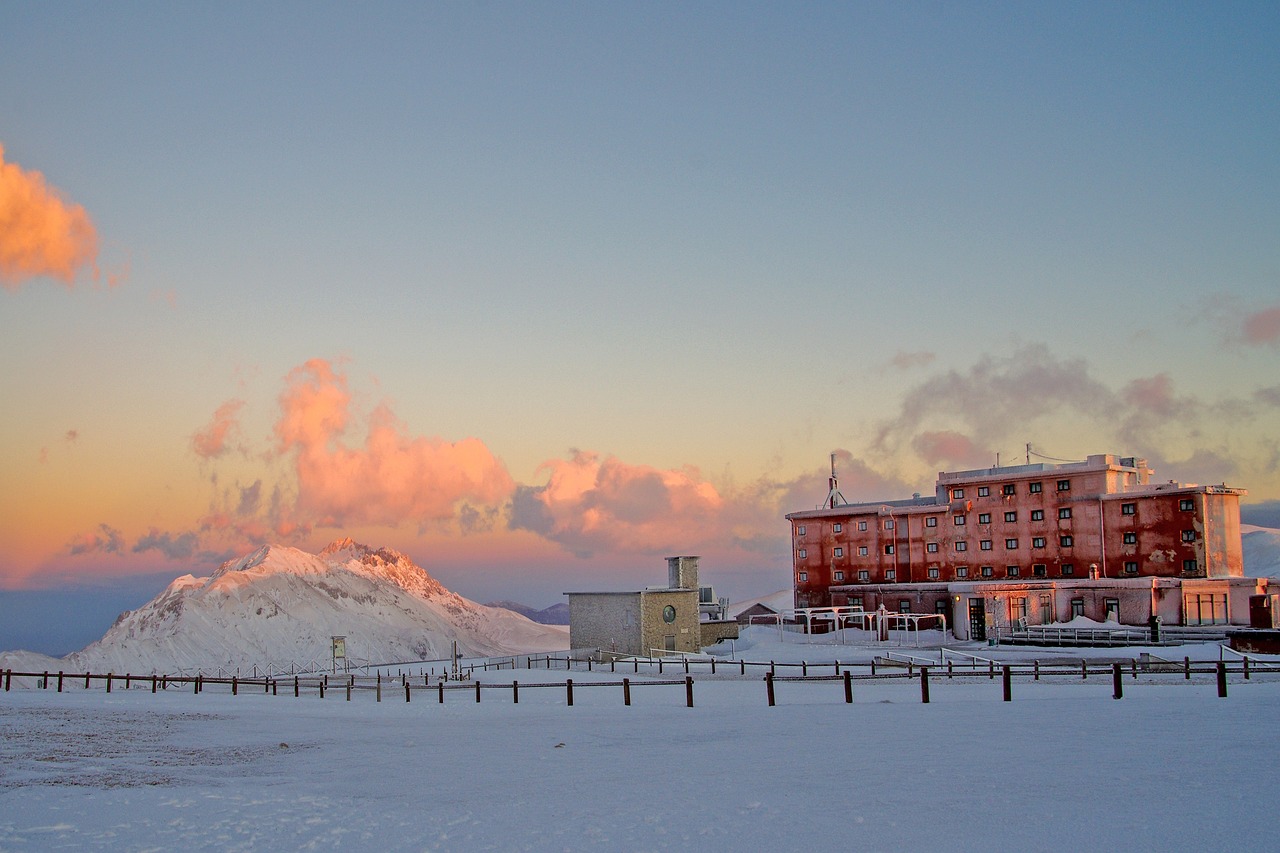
[2,2,1279,653]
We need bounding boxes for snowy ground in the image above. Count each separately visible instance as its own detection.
[3,631,1279,851]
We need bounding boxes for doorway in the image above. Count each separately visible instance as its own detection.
[968,598,986,641]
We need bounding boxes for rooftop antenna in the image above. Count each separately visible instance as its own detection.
[825,453,847,509]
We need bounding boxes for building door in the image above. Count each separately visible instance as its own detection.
[968,598,986,641]
[664,635,676,651]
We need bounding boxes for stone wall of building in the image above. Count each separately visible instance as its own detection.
[639,590,700,654]
[568,593,642,656]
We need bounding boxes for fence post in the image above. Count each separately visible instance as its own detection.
[438,681,444,704]
[232,676,238,696]
[85,673,91,689]
[685,676,694,708]
[566,679,574,707]
[1002,666,1011,702]
[920,667,930,704]
[319,680,325,699]
[740,660,745,675]
[1185,657,1191,680]
[802,661,807,677]
[989,660,995,680]
[623,678,631,706]
[3,670,9,691]
[770,661,776,677]
[871,660,876,676]
[684,659,689,675]
[377,677,382,703]
[1034,660,1039,681]
[59,672,65,693]
[345,681,351,702]
[1081,659,1088,680]
[844,670,853,704]
[42,671,49,690]
[194,675,199,695]
[405,683,411,703]
[947,660,953,679]
[513,680,519,704]
[1217,662,1228,698]
[658,659,663,675]
[1112,663,1123,699]
[105,673,111,693]
[766,672,775,707]
[294,676,300,697]
[1131,659,1138,679]
[1244,657,1251,680]
[711,658,716,675]
[475,681,481,703]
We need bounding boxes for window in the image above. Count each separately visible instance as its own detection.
[1071,598,1085,618]
[1029,482,1043,494]
[850,596,864,609]
[834,547,844,558]
[834,571,844,582]
[1007,566,1020,578]
[1002,484,1016,496]
[858,521,867,531]
[1180,498,1194,512]
[884,520,894,530]
[1062,563,1075,577]
[1105,598,1120,622]
[885,569,897,580]
[1040,593,1053,623]
[1030,510,1044,521]
[884,544,895,555]
[833,523,842,533]
[899,599,911,613]
[798,572,807,582]
[796,525,806,536]
[978,486,990,497]
[797,548,807,559]
[1005,538,1019,549]
[1123,561,1138,574]
[858,546,868,557]
[952,488,965,499]
[1009,596,1028,621]
[1032,537,1046,548]
[1058,507,1072,520]
[1057,479,1071,491]
[955,541,968,552]
[928,567,940,579]
[926,543,938,553]
[956,566,969,578]
[1183,559,1198,573]
[953,514,966,526]
[981,566,994,578]
[1123,531,1137,545]
[1121,503,1136,516]
[858,570,869,581]
[1004,511,1017,522]
[1033,564,1047,578]
[980,539,993,551]
[1181,529,1196,543]
[925,516,938,528]
[978,512,992,524]
[1060,535,1074,547]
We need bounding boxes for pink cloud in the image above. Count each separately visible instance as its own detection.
[890,350,937,370]
[510,450,725,557]
[1242,306,1280,347]
[912,430,990,468]
[1122,374,1178,416]
[273,359,515,528]
[0,144,99,290]
[192,399,246,459]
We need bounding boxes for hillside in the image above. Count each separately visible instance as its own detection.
[485,600,570,625]
[1243,525,1280,578]
[0,539,566,674]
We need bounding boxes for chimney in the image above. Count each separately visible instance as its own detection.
[667,556,700,590]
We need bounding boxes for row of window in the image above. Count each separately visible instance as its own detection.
[796,498,1197,539]
[801,529,1197,558]
[799,558,1202,585]
[801,558,1202,585]
[950,480,1071,501]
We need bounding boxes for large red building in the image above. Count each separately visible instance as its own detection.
[786,454,1263,637]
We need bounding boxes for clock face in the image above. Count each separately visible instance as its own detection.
[662,605,676,623]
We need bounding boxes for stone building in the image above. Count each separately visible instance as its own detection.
[566,556,739,657]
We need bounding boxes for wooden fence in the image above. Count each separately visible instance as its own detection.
[3,655,1276,707]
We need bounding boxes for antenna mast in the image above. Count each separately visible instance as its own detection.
[825,453,847,509]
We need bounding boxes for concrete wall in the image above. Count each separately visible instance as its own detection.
[700,620,740,645]
[568,593,642,656]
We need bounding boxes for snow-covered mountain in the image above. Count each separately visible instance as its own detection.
[1243,525,1280,578]
[0,539,567,674]
[485,600,570,625]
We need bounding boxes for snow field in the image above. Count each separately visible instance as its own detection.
[3,661,1279,852]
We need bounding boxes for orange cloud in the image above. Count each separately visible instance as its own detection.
[192,399,246,458]
[0,144,99,289]
[510,450,725,557]
[912,430,989,467]
[274,359,514,528]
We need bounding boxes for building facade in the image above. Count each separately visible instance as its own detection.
[786,454,1260,635]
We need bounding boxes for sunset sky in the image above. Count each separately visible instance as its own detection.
[3,3,1278,653]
